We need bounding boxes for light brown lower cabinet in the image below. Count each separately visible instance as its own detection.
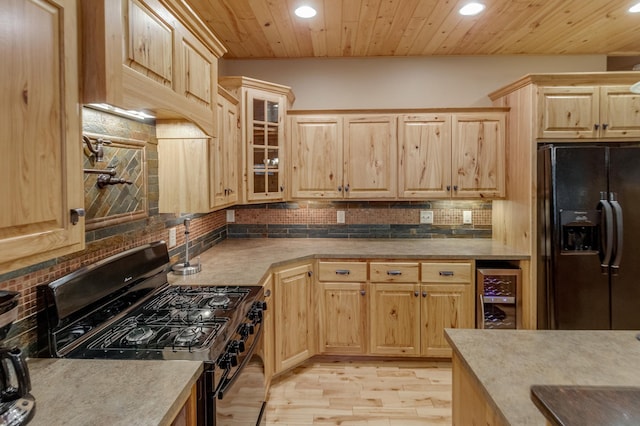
[318,260,474,358]
[452,352,505,425]
[262,274,275,392]
[170,383,197,426]
[273,263,315,374]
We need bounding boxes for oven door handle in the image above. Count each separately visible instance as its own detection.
[216,322,263,400]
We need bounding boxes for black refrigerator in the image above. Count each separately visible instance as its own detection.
[537,144,640,330]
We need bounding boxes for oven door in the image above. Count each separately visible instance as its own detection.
[215,323,266,425]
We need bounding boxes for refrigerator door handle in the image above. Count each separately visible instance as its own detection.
[610,197,623,275]
[597,198,614,274]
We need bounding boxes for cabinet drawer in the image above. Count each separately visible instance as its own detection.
[370,262,419,282]
[318,261,367,282]
[421,262,472,283]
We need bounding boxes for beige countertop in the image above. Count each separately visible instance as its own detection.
[170,238,528,286]
[27,358,202,426]
[445,329,640,425]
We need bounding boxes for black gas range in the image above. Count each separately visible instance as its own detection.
[40,241,267,425]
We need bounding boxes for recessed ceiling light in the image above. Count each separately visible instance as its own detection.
[295,5,317,18]
[459,2,485,16]
[629,2,640,12]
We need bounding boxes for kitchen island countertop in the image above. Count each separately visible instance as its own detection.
[27,358,202,426]
[445,329,640,425]
[169,238,528,286]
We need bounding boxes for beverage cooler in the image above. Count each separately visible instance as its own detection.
[476,267,521,329]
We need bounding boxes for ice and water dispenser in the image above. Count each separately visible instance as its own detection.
[560,210,599,252]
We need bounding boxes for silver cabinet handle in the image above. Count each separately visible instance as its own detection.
[439,271,454,276]
[387,270,402,276]
[70,208,85,225]
[335,270,350,275]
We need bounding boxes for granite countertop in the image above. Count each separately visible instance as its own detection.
[445,329,640,425]
[170,238,528,286]
[27,358,203,426]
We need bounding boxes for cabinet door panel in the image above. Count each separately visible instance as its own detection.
[421,284,473,357]
[452,113,506,198]
[538,86,598,138]
[290,116,343,198]
[274,264,313,373]
[600,86,640,138]
[182,39,212,107]
[127,0,173,86]
[247,91,285,201]
[398,114,451,198]
[0,0,84,273]
[369,283,420,356]
[318,282,367,354]
[344,116,397,198]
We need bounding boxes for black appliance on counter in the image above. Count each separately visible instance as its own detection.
[0,291,35,426]
[40,241,267,425]
[537,144,640,330]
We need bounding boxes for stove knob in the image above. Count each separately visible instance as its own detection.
[229,353,238,367]
[240,323,255,336]
[228,339,245,354]
[217,353,231,369]
[252,300,267,311]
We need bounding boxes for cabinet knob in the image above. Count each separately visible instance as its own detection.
[280,186,284,192]
[338,186,342,192]
[594,123,600,130]
[344,184,350,192]
[453,185,458,191]
[422,291,427,297]
[446,185,451,191]
[307,271,313,277]
[602,123,609,130]
[360,289,366,296]
[414,290,419,297]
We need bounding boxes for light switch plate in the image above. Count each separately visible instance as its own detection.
[420,210,434,224]
[463,210,473,224]
[226,209,235,223]
[337,210,346,224]
[168,228,177,248]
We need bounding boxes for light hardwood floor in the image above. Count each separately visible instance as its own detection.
[265,358,452,425]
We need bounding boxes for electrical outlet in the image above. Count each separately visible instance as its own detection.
[226,209,235,223]
[168,228,177,248]
[463,210,473,224]
[420,210,434,224]
[337,210,346,224]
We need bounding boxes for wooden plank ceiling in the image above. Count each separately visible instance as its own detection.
[184,0,640,59]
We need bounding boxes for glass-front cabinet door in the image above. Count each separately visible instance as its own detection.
[247,90,285,201]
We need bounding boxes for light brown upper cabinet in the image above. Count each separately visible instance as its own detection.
[0,0,85,274]
[81,0,226,135]
[289,113,397,199]
[211,87,239,209]
[538,85,640,139]
[399,111,506,199]
[219,77,295,204]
